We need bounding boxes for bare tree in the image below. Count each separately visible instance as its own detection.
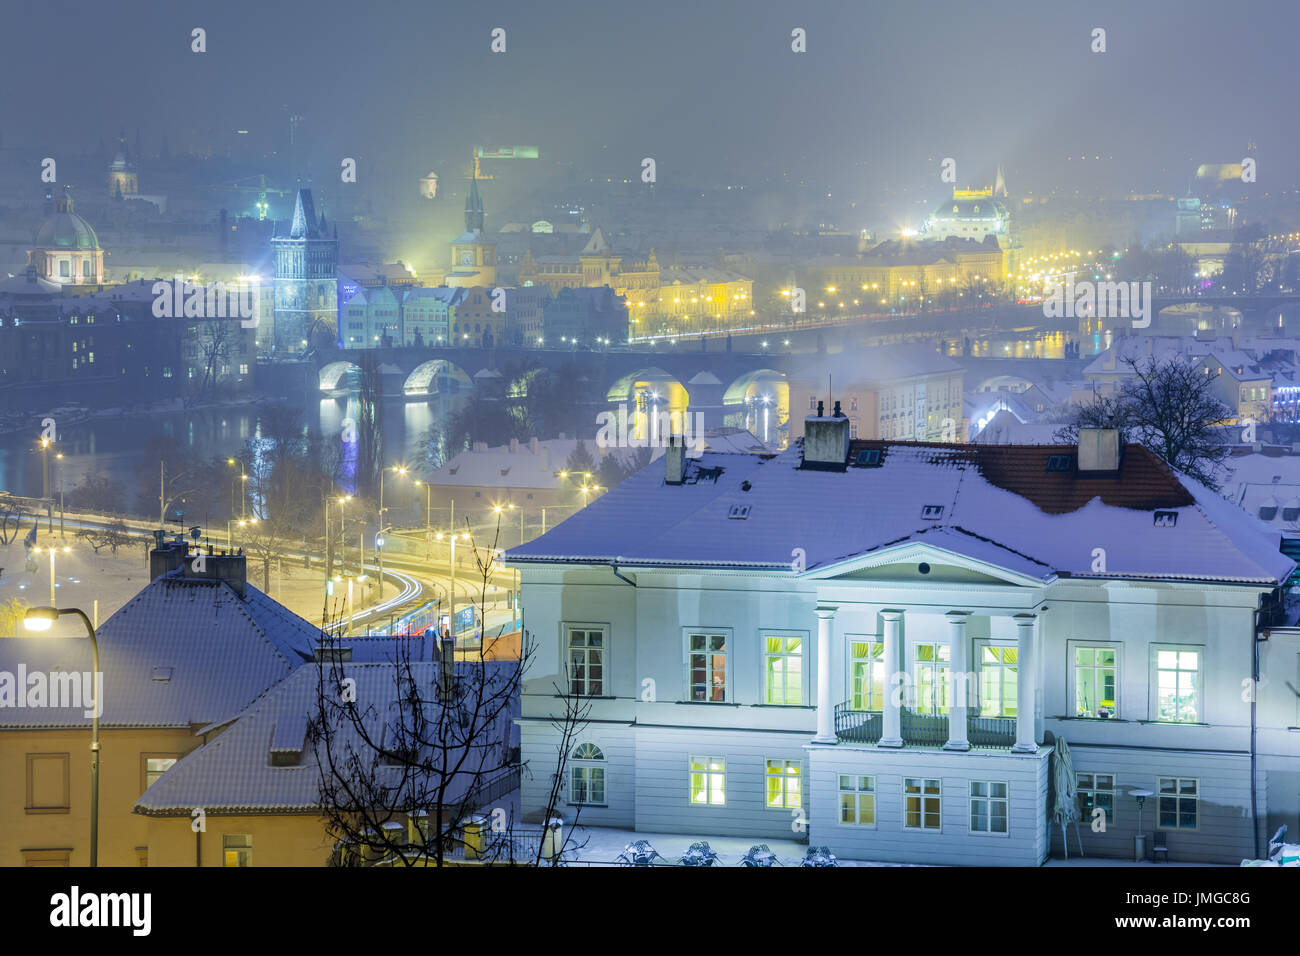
[1056,356,1232,490]
[310,515,589,867]
[0,500,27,545]
[77,519,136,555]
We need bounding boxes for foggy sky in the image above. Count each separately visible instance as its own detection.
[4,0,1294,199]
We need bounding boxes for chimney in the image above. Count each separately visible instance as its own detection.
[1077,428,1121,475]
[149,535,189,579]
[802,400,850,471]
[509,438,519,454]
[665,433,687,485]
[529,436,539,454]
[181,550,248,597]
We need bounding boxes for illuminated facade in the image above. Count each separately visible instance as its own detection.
[518,228,753,333]
[445,176,498,289]
[923,186,1010,242]
[803,237,1008,310]
[28,189,106,287]
[270,189,338,353]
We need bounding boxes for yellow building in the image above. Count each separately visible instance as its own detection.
[0,543,317,866]
[803,236,1009,312]
[135,657,519,867]
[518,227,753,333]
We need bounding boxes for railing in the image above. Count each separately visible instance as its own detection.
[967,713,1016,750]
[834,703,1016,750]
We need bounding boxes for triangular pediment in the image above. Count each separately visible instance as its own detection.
[804,539,1053,588]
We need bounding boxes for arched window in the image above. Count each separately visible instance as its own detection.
[570,743,605,805]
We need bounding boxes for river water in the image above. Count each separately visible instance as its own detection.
[0,395,457,502]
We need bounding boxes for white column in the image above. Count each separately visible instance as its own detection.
[812,605,838,744]
[944,611,971,751]
[879,609,904,748]
[1012,613,1039,753]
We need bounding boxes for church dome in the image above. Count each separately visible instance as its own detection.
[35,199,100,252]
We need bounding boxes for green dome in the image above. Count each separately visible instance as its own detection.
[931,197,1008,222]
[35,203,100,252]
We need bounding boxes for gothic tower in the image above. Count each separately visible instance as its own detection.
[271,189,339,352]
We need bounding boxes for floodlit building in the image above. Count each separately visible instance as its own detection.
[507,418,1298,864]
[28,188,106,287]
[271,189,338,353]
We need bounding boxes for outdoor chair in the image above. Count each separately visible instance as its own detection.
[1151,830,1168,863]
[739,844,778,867]
[614,839,664,866]
[800,846,838,867]
[679,841,721,867]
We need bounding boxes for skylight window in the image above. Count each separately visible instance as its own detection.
[855,448,882,467]
[728,505,751,520]
[920,504,944,520]
[1153,511,1178,528]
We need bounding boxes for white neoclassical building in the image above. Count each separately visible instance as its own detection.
[506,412,1299,865]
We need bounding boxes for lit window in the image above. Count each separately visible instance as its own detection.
[765,759,801,809]
[904,777,941,830]
[838,775,875,825]
[763,634,803,705]
[1074,646,1118,719]
[689,756,726,806]
[970,781,1008,833]
[914,643,950,715]
[685,632,728,702]
[1153,646,1201,722]
[566,627,604,696]
[569,743,605,805]
[979,645,1018,717]
[222,834,252,867]
[849,641,884,711]
[1157,777,1198,830]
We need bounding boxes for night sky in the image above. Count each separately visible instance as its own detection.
[4,0,1294,197]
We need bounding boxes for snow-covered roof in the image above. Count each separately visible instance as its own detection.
[0,571,319,730]
[133,661,518,816]
[506,440,1294,586]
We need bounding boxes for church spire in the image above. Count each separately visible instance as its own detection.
[465,173,484,233]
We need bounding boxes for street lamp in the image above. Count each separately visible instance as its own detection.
[435,531,468,645]
[40,437,52,531]
[378,466,410,600]
[24,606,99,867]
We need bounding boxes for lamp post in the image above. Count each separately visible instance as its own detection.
[377,466,407,600]
[435,531,467,644]
[40,437,52,531]
[24,606,99,867]
[1131,789,1154,862]
[56,452,65,538]
[32,544,70,607]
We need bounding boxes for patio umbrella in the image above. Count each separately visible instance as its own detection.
[1051,737,1084,859]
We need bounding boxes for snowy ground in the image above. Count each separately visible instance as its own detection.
[490,790,1223,868]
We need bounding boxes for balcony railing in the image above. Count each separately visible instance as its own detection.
[833,703,1016,750]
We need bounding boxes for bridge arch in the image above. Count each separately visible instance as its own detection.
[605,367,691,444]
[403,359,474,397]
[319,361,360,393]
[722,368,790,447]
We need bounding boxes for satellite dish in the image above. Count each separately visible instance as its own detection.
[189,526,202,542]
